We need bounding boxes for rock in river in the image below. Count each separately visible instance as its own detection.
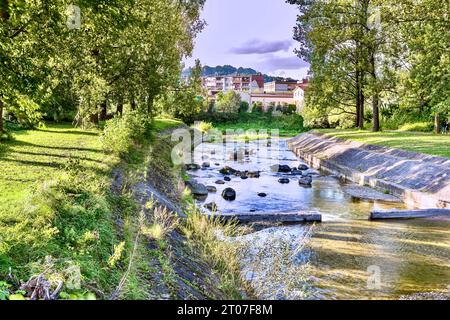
[222,188,236,201]
[185,180,208,196]
[202,162,211,168]
[185,163,201,171]
[278,178,290,184]
[204,202,218,211]
[298,176,313,187]
[270,164,292,173]
[298,164,309,171]
[215,180,225,185]
[206,186,217,193]
[258,193,267,198]
[224,176,232,182]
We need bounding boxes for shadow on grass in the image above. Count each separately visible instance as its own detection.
[10,150,105,164]
[37,128,99,137]
[7,140,103,153]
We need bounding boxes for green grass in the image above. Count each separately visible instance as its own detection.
[0,118,184,299]
[152,118,184,132]
[318,129,450,158]
[0,124,113,213]
[205,113,306,137]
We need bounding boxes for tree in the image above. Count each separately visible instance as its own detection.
[164,59,206,123]
[215,91,242,113]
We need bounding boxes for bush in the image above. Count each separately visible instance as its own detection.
[101,111,152,157]
[239,101,249,113]
[398,122,434,132]
[192,121,213,133]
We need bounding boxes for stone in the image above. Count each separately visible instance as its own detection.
[298,164,309,171]
[185,180,208,196]
[206,186,217,193]
[202,162,210,168]
[270,164,292,173]
[241,175,248,180]
[222,188,236,201]
[248,171,261,178]
[290,169,303,176]
[298,176,313,186]
[186,163,200,171]
[278,178,290,184]
[215,180,225,185]
[204,202,218,212]
[258,193,267,197]
[224,176,232,182]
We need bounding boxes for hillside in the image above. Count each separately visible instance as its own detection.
[182,64,298,82]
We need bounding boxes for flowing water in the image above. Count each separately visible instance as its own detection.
[188,138,450,300]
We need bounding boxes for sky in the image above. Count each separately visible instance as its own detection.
[183,0,310,79]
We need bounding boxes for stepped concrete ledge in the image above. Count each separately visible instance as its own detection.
[288,132,450,209]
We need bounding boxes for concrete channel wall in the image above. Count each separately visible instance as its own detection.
[288,132,450,209]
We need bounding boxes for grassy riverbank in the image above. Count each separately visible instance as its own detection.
[317,129,450,158]
[195,112,306,137]
[0,118,247,300]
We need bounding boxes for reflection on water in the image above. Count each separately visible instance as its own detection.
[189,139,450,300]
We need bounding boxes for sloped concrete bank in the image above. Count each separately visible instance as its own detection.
[288,132,450,209]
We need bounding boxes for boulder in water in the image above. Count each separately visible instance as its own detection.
[278,178,290,184]
[185,180,208,196]
[258,192,267,198]
[186,163,201,171]
[298,164,309,171]
[204,202,218,211]
[206,186,217,193]
[270,164,292,173]
[298,176,313,186]
[222,188,236,201]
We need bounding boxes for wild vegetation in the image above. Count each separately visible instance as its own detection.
[287,0,449,133]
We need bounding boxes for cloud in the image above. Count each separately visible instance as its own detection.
[230,39,293,55]
[259,55,309,71]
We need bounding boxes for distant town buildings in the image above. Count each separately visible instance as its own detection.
[201,73,308,112]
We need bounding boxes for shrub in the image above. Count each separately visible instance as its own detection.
[192,121,213,133]
[239,101,249,113]
[398,122,434,132]
[101,111,151,157]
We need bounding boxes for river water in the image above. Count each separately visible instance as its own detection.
[187,138,450,300]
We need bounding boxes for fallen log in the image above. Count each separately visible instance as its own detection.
[370,209,450,220]
[210,211,322,223]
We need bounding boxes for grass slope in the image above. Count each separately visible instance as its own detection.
[318,129,450,158]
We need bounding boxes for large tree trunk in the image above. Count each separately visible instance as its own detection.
[116,98,123,116]
[370,53,380,132]
[435,113,441,134]
[0,0,9,21]
[0,98,4,133]
[358,86,365,129]
[99,100,107,121]
[356,69,361,128]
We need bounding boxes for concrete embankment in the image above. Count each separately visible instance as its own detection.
[288,132,450,209]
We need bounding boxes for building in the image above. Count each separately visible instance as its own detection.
[202,74,264,99]
[264,80,301,93]
[293,79,309,112]
[248,92,296,110]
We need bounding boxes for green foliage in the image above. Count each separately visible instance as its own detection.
[288,0,449,131]
[192,121,213,133]
[101,111,152,157]
[398,122,434,132]
[215,91,242,113]
[239,101,249,113]
[195,112,305,137]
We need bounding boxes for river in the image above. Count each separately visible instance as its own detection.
[187,138,450,300]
